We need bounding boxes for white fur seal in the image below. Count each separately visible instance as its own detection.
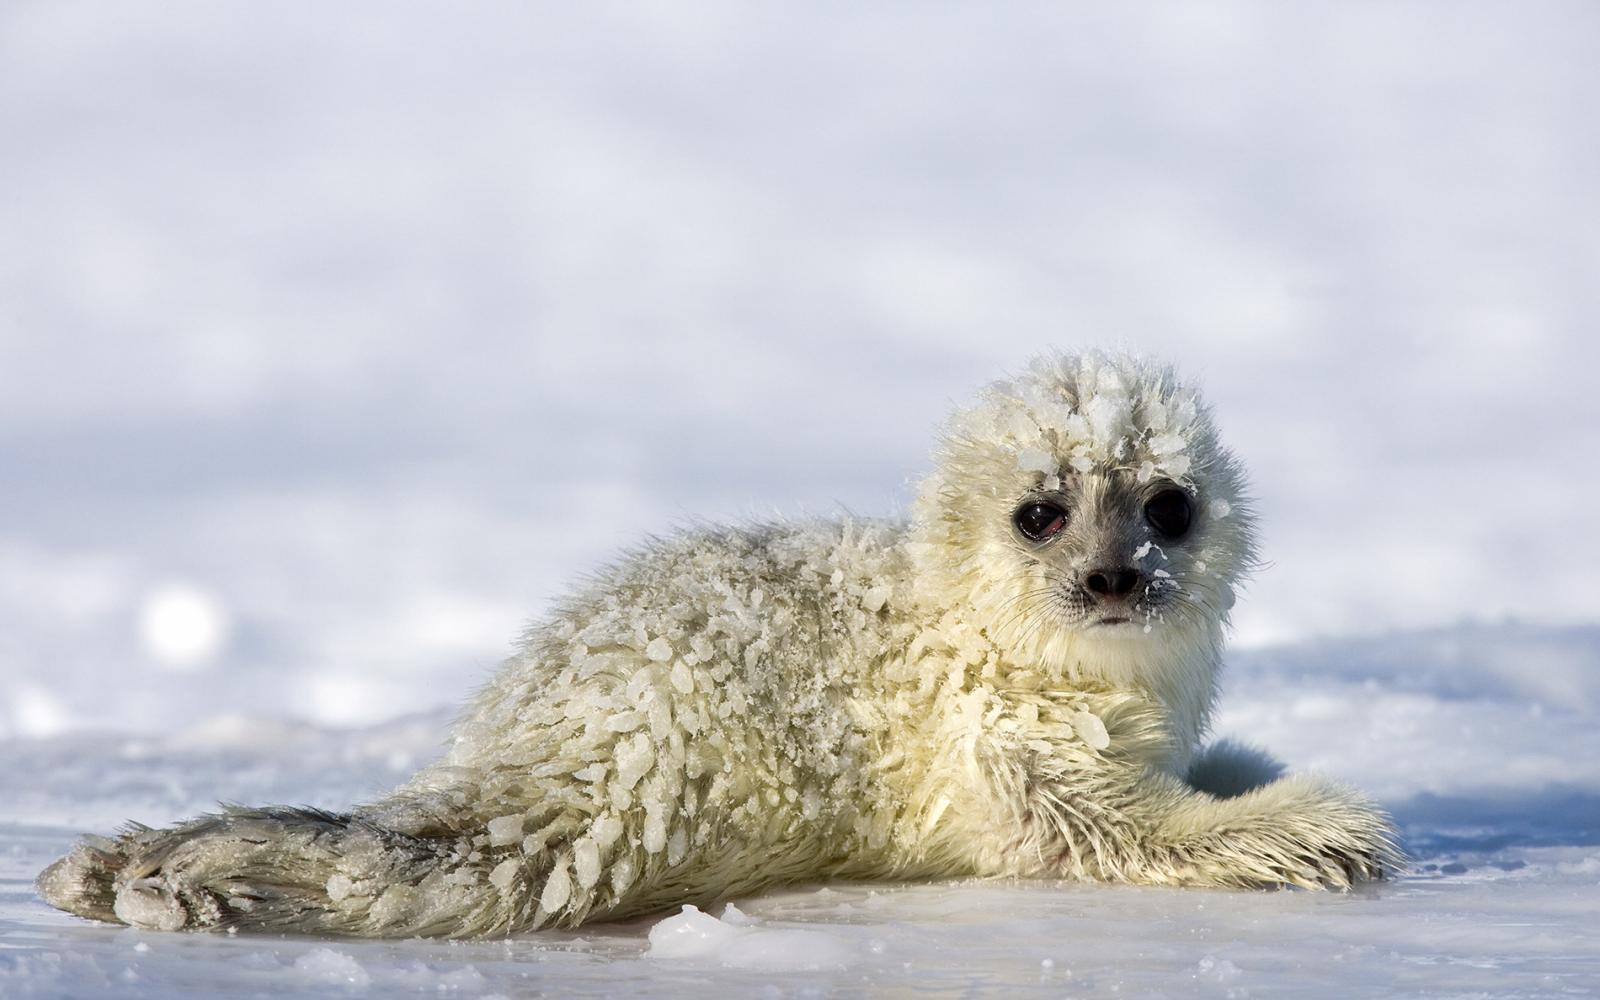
[38,350,1400,937]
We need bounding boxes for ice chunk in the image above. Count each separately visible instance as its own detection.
[540,861,572,913]
[646,905,857,970]
[573,837,602,889]
[610,856,637,894]
[293,948,370,989]
[645,904,746,959]
[1005,409,1039,440]
[1197,955,1242,981]
[591,812,625,848]
[1016,447,1056,474]
[326,873,355,902]
[1082,394,1125,445]
[1148,431,1186,456]
[643,803,668,854]
[1071,711,1110,750]
[488,858,520,893]
[486,814,524,847]
[615,732,655,788]
[605,710,646,733]
[671,660,695,694]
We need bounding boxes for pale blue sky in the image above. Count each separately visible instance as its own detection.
[2,1,1596,734]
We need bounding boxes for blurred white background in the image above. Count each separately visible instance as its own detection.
[2,1,1596,736]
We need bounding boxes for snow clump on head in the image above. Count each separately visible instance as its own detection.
[909,351,1257,653]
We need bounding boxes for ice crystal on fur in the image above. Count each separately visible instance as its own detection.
[37,350,1399,937]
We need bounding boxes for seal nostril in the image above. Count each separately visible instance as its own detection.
[1086,568,1140,598]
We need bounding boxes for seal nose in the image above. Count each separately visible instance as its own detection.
[1085,567,1141,599]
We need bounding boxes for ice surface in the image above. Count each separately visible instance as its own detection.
[3,622,1598,997]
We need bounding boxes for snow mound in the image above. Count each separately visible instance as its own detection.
[291,949,370,990]
[646,904,856,970]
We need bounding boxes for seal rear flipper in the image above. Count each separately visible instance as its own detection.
[38,807,469,935]
[36,830,140,924]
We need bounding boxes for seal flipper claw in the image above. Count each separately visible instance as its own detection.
[36,836,130,924]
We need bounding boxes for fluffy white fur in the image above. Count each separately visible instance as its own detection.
[38,351,1400,937]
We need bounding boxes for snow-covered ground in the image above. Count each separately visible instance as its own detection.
[4,621,1597,998]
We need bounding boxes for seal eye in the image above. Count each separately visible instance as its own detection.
[1014,501,1067,542]
[1144,489,1193,539]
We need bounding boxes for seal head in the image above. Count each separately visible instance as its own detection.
[909,350,1258,753]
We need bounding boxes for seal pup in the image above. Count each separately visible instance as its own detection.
[38,350,1400,936]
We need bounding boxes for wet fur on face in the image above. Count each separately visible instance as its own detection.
[910,351,1259,750]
